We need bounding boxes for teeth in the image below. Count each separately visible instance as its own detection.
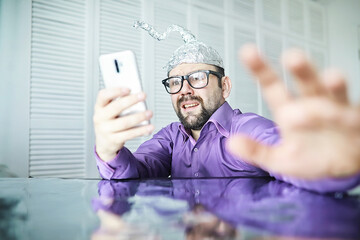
[184,103,198,109]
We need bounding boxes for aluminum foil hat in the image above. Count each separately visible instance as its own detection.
[133,20,224,74]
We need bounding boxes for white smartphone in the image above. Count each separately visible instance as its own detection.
[99,50,149,125]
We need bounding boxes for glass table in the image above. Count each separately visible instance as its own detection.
[1,177,359,240]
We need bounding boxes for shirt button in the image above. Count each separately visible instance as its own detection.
[193,148,198,152]
[195,190,200,196]
[194,172,199,177]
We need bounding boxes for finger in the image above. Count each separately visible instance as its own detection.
[226,134,276,167]
[108,110,153,132]
[114,124,155,144]
[321,69,349,104]
[282,49,327,97]
[95,88,130,110]
[226,135,311,178]
[101,92,146,120]
[240,44,291,111]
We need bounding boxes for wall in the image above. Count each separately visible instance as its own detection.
[0,0,31,176]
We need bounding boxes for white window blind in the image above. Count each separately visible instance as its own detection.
[196,10,225,61]
[194,0,224,10]
[310,47,326,70]
[98,0,143,152]
[261,0,282,27]
[261,32,283,80]
[30,0,87,177]
[153,0,187,134]
[232,26,257,114]
[308,3,325,43]
[287,0,305,36]
[232,0,255,21]
[284,40,306,94]
[260,31,283,119]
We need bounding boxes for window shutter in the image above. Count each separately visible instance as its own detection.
[310,47,326,70]
[98,0,143,152]
[260,31,283,119]
[261,0,282,27]
[153,0,187,133]
[308,3,325,43]
[287,0,305,36]
[284,40,306,94]
[232,0,255,21]
[193,0,224,10]
[307,2,327,69]
[30,0,87,177]
[196,10,225,61]
[232,26,258,114]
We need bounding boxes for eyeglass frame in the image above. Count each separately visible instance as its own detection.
[161,70,224,94]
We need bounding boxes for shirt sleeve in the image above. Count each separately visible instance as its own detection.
[255,121,360,193]
[96,126,173,180]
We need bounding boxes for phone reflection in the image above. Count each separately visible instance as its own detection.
[92,178,360,240]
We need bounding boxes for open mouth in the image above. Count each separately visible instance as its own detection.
[183,103,199,109]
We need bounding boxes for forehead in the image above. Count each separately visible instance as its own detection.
[169,63,217,77]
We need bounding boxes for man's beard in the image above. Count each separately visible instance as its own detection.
[175,95,219,130]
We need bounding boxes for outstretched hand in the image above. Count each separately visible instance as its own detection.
[227,44,360,179]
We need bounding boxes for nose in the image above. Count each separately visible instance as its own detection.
[178,79,194,95]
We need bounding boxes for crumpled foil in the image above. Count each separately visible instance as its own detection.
[133,20,224,74]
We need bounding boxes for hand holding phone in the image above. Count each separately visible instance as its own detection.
[94,50,153,161]
[99,50,149,124]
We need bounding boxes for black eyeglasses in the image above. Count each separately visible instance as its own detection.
[161,70,224,94]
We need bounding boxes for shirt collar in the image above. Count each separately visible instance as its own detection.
[207,101,235,138]
[178,101,237,140]
[179,124,191,143]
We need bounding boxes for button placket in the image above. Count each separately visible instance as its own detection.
[192,145,199,177]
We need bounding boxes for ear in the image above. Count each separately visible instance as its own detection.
[222,76,232,99]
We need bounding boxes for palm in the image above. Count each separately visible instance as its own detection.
[273,99,360,178]
[228,45,360,179]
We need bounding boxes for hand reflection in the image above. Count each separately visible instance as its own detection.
[183,204,237,240]
[92,209,162,240]
[92,178,360,240]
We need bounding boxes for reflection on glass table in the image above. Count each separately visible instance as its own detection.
[92,178,360,240]
[0,176,359,240]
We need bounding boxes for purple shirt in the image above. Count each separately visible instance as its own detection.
[96,102,360,193]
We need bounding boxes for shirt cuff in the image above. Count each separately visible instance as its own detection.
[95,149,115,179]
[95,146,138,180]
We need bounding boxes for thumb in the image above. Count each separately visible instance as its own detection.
[226,135,271,168]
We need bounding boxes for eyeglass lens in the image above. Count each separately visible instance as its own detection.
[166,71,208,93]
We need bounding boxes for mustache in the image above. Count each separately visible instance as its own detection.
[177,95,203,109]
